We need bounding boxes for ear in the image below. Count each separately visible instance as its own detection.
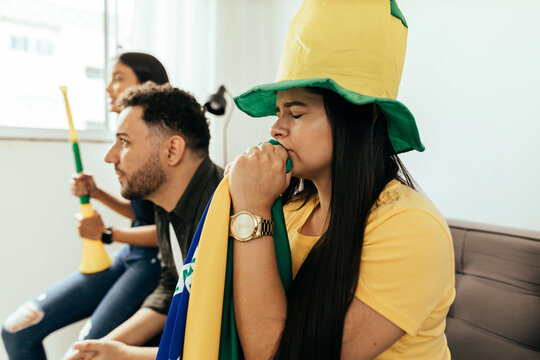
[165,135,186,166]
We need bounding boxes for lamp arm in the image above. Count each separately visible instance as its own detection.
[222,89,235,165]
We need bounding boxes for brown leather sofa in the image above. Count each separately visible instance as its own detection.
[446,219,540,359]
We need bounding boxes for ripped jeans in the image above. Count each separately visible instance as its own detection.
[1,245,160,360]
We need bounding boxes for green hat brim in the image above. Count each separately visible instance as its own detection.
[233,78,424,154]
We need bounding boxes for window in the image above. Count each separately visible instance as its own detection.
[0,0,134,133]
[0,0,214,138]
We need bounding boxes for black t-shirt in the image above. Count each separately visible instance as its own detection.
[142,157,223,314]
[130,199,155,227]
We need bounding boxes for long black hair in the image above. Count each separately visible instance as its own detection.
[275,88,414,359]
[117,52,169,85]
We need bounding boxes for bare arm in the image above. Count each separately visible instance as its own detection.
[77,213,157,247]
[229,143,290,359]
[69,340,157,360]
[109,226,157,247]
[233,222,287,360]
[104,308,167,345]
[65,309,165,360]
[91,188,134,219]
[71,173,134,220]
[340,298,404,359]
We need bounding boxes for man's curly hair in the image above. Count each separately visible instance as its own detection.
[117,82,210,155]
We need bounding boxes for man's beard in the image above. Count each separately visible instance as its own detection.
[119,153,166,200]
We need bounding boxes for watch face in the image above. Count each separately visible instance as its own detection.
[232,213,256,240]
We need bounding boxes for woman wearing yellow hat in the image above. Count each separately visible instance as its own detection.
[228,0,454,359]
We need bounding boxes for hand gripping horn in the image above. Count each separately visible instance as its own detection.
[60,86,112,274]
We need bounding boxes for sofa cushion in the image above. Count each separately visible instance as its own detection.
[446,219,540,359]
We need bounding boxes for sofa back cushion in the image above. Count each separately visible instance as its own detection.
[446,219,540,359]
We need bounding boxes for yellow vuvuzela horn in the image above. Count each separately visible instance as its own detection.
[60,86,112,274]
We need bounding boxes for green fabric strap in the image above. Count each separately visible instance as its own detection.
[219,140,293,359]
[72,142,89,204]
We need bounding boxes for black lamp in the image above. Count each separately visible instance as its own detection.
[204,85,227,116]
[205,85,234,164]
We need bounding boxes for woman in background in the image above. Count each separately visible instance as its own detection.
[1,52,168,360]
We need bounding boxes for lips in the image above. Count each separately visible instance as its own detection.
[270,140,293,158]
[282,146,293,155]
[115,167,126,177]
[275,142,291,152]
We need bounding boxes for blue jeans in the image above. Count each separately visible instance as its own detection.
[1,245,160,360]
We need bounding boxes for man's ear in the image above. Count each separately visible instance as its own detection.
[165,135,186,166]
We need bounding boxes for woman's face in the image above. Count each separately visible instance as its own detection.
[271,88,333,183]
[106,60,139,113]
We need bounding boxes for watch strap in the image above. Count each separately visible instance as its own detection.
[258,218,274,238]
[101,227,113,244]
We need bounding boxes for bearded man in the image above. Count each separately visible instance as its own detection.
[67,82,223,360]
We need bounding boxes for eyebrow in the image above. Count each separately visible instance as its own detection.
[112,71,123,77]
[276,101,308,113]
[116,132,129,138]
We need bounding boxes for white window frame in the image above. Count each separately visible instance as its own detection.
[0,0,117,143]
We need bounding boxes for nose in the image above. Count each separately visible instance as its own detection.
[105,80,113,95]
[104,142,119,164]
[270,116,289,139]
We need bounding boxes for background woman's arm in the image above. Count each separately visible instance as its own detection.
[77,214,157,247]
[71,172,134,220]
[91,187,134,220]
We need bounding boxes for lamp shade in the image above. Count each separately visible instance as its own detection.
[204,85,227,115]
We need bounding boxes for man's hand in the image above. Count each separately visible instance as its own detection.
[75,212,106,240]
[65,340,130,360]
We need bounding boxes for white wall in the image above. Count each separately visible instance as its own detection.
[0,138,129,359]
[214,0,540,231]
[397,0,540,230]
[210,0,303,165]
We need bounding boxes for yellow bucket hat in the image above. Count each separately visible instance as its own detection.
[234,0,424,154]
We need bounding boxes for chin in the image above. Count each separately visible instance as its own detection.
[120,188,136,200]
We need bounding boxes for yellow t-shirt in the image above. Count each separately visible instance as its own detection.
[283,180,455,360]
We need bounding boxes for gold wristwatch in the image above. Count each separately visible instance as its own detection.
[229,210,274,241]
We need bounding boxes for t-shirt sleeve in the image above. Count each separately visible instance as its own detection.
[141,262,177,314]
[141,210,177,314]
[354,208,454,336]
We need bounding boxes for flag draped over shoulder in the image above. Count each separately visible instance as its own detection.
[157,150,293,359]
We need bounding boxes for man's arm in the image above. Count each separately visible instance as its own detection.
[104,308,167,345]
[64,309,166,360]
[69,340,158,360]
